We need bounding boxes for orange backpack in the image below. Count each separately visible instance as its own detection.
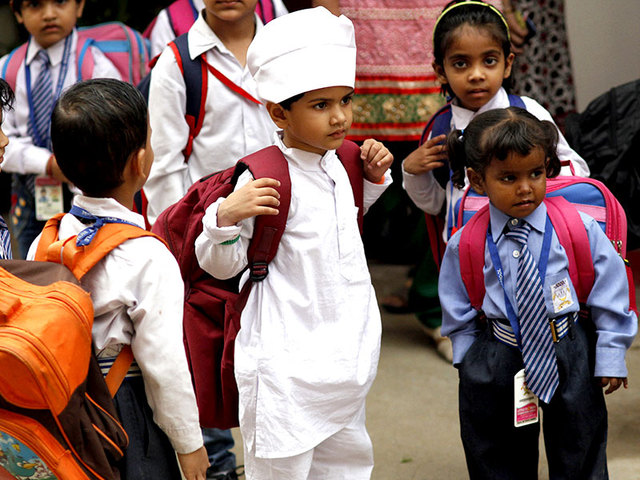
[0,214,163,480]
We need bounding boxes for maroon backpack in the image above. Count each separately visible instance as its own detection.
[151,141,364,428]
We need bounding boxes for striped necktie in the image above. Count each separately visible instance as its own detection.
[30,50,54,149]
[506,220,559,404]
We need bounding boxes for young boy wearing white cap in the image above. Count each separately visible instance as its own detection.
[194,7,393,479]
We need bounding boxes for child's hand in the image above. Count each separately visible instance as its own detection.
[360,139,393,184]
[599,376,628,394]
[177,446,209,480]
[402,134,448,176]
[217,177,281,227]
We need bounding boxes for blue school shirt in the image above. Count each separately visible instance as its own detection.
[439,201,637,378]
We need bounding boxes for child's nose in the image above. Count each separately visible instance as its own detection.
[42,3,56,19]
[468,64,485,81]
[331,107,346,125]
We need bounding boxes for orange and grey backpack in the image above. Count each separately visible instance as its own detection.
[0,213,162,480]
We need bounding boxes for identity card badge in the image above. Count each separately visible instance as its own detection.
[514,369,539,427]
[35,176,64,221]
[551,277,574,313]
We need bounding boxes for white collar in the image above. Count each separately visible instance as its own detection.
[74,195,146,229]
[26,29,77,68]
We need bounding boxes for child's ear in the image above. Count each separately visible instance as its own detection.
[503,52,515,79]
[467,168,485,195]
[432,61,448,85]
[127,147,150,188]
[266,101,289,129]
[11,1,24,24]
[75,0,86,18]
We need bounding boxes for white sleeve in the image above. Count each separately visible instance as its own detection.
[145,47,191,225]
[89,45,122,80]
[148,10,176,58]
[195,171,255,281]
[272,0,289,17]
[402,165,446,215]
[521,96,590,177]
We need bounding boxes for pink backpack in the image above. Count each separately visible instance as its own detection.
[2,22,151,89]
[457,176,637,314]
[143,0,277,40]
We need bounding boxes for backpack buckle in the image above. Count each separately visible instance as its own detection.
[250,262,269,282]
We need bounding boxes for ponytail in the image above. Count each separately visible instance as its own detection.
[447,129,468,189]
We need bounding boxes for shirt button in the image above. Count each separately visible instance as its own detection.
[510,218,519,226]
[513,250,520,258]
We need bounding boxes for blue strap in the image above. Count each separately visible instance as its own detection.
[70,206,140,247]
[485,215,552,347]
[173,33,203,128]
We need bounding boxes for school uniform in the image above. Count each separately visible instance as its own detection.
[439,201,637,479]
[0,30,121,258]
[402,87,591,242]
[26,195,203,479]
[147,0,290,57]
[146,11,278,225]
[195,132,391,478]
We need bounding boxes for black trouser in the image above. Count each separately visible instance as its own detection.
[458,320,608,480]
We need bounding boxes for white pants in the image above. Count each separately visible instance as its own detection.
[244,404,374,480]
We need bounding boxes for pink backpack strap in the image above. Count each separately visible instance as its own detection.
[459,204,490,310]
[167,0,199,37]
[544,196,594,304]
[256,0,276,24]
[2,43,28,92]
[75,34,95,81]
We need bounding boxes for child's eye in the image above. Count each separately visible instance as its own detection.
[531,170,544,178]
[341,95,353,106]
[500,175,515,182]
[23,0,41,8]
[484,57,498,66]
[313,102,327,110]
[452,60,467,69]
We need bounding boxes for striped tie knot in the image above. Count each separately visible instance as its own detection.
[505,220,531,246]
[37,49,50,67]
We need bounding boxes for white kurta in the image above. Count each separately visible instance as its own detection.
[196,134,391,458]
[402,87,590,241]
[26,196,203,455]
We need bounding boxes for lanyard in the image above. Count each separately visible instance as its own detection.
[485,215,552,347]
[25,35,72,148]
[200,55,262,105]
[70,205,141,247]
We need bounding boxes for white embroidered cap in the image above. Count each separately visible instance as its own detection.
[247,7,356,104]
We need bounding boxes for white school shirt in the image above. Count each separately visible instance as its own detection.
[0,30,121,176]
[195,133,392,458]
[147,0,290,57]
[146,11,277,225]
[26,196,203,455]
[402,88,590,241]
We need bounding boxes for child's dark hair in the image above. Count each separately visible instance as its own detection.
[51,78,148,197]
[0,79,15,111]
[279,93,304,110]
[447,107,561,188]
[433,0,512,97]
[11,0,78,13]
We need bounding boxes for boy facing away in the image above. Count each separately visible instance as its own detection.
[195,8,393,479]
[1,0,121,258]
[27,79,209,480]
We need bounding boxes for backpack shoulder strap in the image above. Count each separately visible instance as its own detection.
[75,33,95,82]
[239,146,292,278]
[2,43,28,91]
[419,103,452,146]
[544,196,594,303]
[167,0,199,37]
[507,94,526,109]
[256,0,276,24]
[170,32,207,161]
[458,204,490,310]
[336,139,365,233]
[34,214,167,280]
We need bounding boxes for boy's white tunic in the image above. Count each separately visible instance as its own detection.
[196,134,390,458]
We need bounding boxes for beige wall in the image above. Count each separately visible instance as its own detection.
[565,0,640,111]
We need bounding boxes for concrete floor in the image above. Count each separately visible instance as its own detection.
[230,263,640,479]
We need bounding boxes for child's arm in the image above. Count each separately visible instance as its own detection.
[217,177,281,227]
[599,377,628,395]
[360,138,393,183]
[177,446,209,480]
[401,135,449,216]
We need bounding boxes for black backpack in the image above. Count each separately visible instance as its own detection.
[565,79,640,248]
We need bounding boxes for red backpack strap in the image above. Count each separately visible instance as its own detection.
[425,213,446,271]
[239,146,292,280]
[1,43,28,92]
[167,0,199,37]
[544,196,594,304]
[336,139,365,233]
[458,204,490,310]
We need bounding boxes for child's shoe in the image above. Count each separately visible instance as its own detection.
[420,325,453,363]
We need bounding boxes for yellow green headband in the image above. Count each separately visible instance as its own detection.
[433,1,511,44]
